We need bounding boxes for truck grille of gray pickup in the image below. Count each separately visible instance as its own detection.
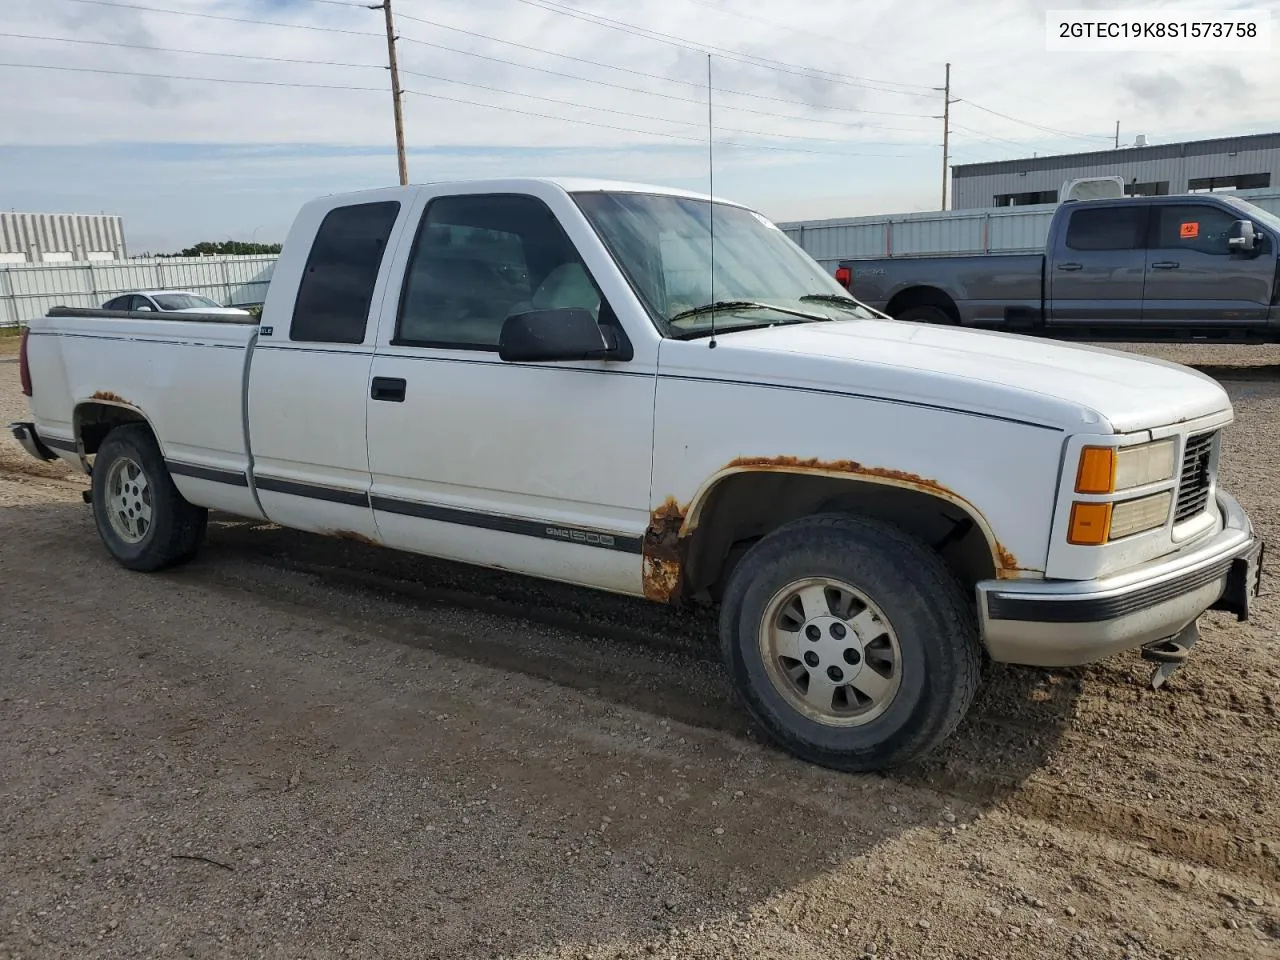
[1174,431,1217,524]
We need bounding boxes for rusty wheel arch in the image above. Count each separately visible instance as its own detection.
[643,457,1024,606]
[74,396,159,466]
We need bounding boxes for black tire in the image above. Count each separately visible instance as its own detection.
[896,304,955,325]
[719,513,980,772]
[91,423,208,572]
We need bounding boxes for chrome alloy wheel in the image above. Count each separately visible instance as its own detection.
[758,578,903,726]
[105,456,153,544]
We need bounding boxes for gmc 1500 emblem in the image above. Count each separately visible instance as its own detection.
[545,526,615,547]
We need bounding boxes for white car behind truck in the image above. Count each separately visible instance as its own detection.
[10,178,1265,772]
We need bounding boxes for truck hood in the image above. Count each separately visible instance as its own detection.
[696,318,1230,434]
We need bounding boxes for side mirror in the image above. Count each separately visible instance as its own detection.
[135,304,154,312]
[1228,219,1257,253]
[498,308,615,363]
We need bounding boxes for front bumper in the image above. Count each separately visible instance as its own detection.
[7,421,58,462]
[977,491,1262,667]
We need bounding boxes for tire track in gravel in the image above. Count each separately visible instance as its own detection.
[188,517,1280,885]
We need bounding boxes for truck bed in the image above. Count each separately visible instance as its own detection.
[848,253,1045,329]
[23,307,261,519]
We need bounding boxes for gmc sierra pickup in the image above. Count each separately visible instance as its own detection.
[838,192,1280,341]
[10,178,1264,772]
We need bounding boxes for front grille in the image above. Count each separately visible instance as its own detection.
[1173,431,1216,523]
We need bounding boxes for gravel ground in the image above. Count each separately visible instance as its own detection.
[1,344,1278,960]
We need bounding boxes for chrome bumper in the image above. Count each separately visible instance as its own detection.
[977,491,1262,667]
[8,421,58,462]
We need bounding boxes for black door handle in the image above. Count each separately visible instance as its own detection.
[371,376,406,402]
[1057,262,1083,271]
[1151,261,1180,270]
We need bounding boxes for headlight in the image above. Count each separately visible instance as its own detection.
[1075,439,1176,494]
[1109,491,1174,539]
[1068,491,1173,544]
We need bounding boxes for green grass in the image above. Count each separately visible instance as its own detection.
[0,325,21,339]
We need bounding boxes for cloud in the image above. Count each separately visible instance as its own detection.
[3,0,1278,250]
[1121,65,1254,119]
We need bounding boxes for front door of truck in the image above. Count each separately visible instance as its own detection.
[1141,201,1273,326]
[364,190,657,596]
[1047,202,1149,328]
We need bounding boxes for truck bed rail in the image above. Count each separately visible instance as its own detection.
[45,306,259,325]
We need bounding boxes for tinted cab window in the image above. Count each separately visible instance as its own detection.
[1064,206,1147,251]
[291,200,401,344]
[1150,204,1238,255]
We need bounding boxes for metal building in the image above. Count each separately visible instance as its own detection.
[0,212,127,264]
[952,131,1280,210]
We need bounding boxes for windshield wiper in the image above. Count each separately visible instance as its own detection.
[799,294,864,309]
[668,299,830,325]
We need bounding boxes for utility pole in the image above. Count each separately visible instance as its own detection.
[373,0,408,185]
[1114,120,1120,149]
[940,62,951,210]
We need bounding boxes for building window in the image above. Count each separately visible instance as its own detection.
[1187,173,1271,193]
[993,190,1058,207]
[1124,181,1169,197]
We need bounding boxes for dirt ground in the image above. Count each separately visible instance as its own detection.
[1,345,1278,960]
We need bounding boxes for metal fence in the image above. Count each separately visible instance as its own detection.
[779,187,1280,272]
[0,255,277,328]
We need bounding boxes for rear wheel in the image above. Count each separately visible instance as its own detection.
[719,513,981,772]
[896,304,955,325]
[91,424,208,571]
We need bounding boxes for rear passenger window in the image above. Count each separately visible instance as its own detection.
[291,201,400,344]
[1064,207,1146,251]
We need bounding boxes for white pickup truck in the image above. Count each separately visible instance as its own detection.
[11,178,1264,772]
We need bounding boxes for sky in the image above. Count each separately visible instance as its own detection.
[3,0,1279,253]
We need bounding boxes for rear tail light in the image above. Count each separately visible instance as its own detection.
[834,266,852,288]
[19,326,33,397]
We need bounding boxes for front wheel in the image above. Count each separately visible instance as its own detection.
[91,423,208,572]
[719,514,981,772]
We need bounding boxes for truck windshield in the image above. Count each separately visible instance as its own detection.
[573,191,879,337]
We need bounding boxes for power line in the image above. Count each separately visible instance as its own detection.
[397,29,933,123]
[0,32,386,71]
[507,0,938,95]
[0,29,942,138]
[950,122,1034,150]
[0,59,923,158]
[53,0,384,37]
[955,99,1113,143]
[677,0,941,68]
[393,13,934,118]
[0,60,387,92]
[402,88,920,159]
[0,29,931,133]
[402,67,931,147]
[47,0,937,122]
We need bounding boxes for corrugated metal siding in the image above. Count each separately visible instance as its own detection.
[780,187,1280,268]
[0,255,276,327]
[0,213,127,262]
[953,144,1280,210]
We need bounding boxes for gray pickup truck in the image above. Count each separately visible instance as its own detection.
[839,193,1280,341]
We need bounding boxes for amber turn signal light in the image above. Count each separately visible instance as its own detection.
[1067,502,1112,545]
[1075,447,1116,494]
